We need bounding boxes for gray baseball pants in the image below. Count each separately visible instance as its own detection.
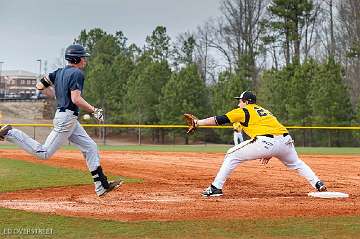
[4,109,100,172]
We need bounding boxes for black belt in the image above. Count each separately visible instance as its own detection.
[258,133,289,138]
[58,107,79,116]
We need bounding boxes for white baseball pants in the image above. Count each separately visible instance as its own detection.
[212,135,320,190]
[233,131,244,145]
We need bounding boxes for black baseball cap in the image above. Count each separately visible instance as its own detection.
[234,91,256,104]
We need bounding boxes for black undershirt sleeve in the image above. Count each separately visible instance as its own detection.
[214,115,230,125]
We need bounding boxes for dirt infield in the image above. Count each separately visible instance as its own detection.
[0,149,359,221]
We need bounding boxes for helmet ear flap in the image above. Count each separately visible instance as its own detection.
[73,57,81,64]
[66,56,81,64]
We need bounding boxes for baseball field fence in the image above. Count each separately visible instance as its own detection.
[1,123,360,147]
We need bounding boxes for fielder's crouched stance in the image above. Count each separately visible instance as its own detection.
[184,91,327,197]
[0,44,122,197]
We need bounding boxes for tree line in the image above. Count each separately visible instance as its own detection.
[71,0,360,146]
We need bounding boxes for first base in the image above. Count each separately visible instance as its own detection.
[308,191,349,199]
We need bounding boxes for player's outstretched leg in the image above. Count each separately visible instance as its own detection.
[276,137,327,192]
[202,139,264,197]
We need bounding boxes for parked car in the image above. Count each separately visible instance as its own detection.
[5,93,21,98]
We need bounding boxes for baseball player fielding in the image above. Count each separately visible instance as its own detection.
[184,91,327,197]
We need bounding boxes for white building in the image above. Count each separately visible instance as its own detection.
[0,70,38,98]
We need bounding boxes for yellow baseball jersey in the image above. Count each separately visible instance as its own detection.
[225,104,288,138]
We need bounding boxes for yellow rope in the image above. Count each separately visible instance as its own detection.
[1,123,360,130]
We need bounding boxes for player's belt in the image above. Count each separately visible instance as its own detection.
[57,107,79,116]
[258,133,289,138]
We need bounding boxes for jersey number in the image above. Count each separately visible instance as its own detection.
[254,107,268,117]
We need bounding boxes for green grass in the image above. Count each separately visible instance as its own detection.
[1,144,360,154]
[0,158,141,192]
[0,208,359,238]
[295,147,360,155]
[97,144,229,153]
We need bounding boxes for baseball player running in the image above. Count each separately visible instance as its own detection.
[184,91,327,197]
[232,122,244,145]
[0,44,122,197]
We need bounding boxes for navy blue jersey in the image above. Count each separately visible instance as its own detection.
[48,66,84,113]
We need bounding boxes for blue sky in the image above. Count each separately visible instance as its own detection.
[0,0,221,74]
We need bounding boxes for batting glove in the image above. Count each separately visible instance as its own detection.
[93,107,104,122]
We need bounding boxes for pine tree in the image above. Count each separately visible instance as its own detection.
[268,0,315,65]
[158,64,209,143]
[125,55,171,124]
[258,66,294,123]
[287,60,318,125]
[309,59,353,146]
[210,71,249,142]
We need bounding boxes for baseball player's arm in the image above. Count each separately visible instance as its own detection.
[196,117,216,126]
[41,86,55,98]
[197,115,230,126]
[35,74,55,98]
[70,90,96,113]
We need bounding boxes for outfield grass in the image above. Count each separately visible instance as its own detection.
[0,207,359,239]
[0,158,142,192]
[1,144,360,154]
[296,147,360,155]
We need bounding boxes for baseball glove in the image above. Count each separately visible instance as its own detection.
[183,113,199,134]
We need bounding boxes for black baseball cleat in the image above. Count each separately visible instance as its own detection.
[315,181,327,192]
[99,179,123,197]
[0,125,12,141]
[202,184,223,197]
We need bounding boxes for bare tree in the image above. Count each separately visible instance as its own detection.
[52,48,66,69]
[337,0,360,104]
[302,0,321,61]
[220,0,269,85]
[194,0,269,88]
[196,19,234,74]
[267,0,319,66]
[329,0,336,57]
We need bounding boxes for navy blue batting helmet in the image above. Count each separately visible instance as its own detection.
[64,44,90,64]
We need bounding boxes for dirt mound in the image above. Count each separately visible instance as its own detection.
[0,149,359,221]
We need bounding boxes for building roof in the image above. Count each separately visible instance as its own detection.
[1,70,38,77]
